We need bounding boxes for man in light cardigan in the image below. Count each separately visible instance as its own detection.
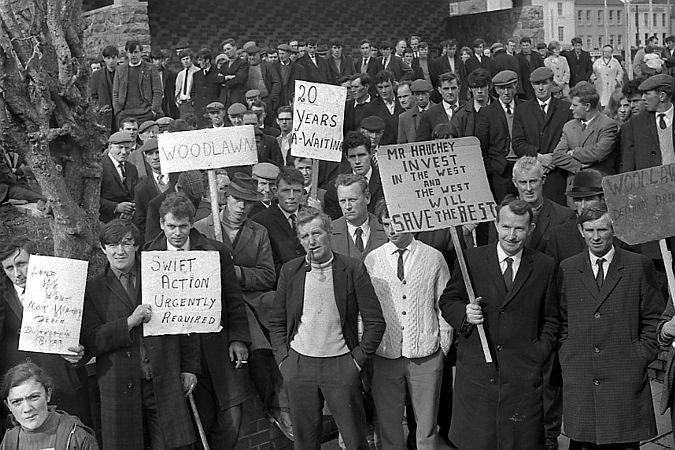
[364,199,452,450]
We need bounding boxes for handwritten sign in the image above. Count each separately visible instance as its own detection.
[602,164,675,245]
[290,81,347,162]
[377,137,496,232]
[157,126,257,173]
[19,256,88,355]
[142,251,222,336]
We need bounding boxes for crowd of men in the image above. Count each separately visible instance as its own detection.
[2,31,675,450]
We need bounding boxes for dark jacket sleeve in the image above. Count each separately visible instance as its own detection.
[150,65,164,115]
[512,105,540,157]
[350,261,385,367]
[439,261,473,336]
[80,282,133,357]
[239,228,276,293]
[178,333,201,374]
[217,244,250,344]
[638,256,664,362]
[268,263,290,365]
[415,112,433,142]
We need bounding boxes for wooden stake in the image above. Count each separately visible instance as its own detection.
[206,170,222,243]
[449,226,493,363]
[188,392,211,450]
[310,159,319,200]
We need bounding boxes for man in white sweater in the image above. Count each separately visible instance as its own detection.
[364,199,452,450]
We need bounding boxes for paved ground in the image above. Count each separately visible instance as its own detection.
[323,380,673,449]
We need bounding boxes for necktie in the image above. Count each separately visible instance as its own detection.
[361,59,368,73]
[354,227,364,252]
[503,257,514,291]
[119,273,135,300]
[540,102,546,118]
[182,68,189,97]
[119,162,127,184]
[595,258,606,289]
[289,213,297,233]
[659,113,667,130]
[396,249,406,281]
[506,104,512,116]
[157,174,167,189]
[582,121,587,131]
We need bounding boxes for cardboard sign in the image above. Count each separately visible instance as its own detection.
[157,126,257,173]
[377,137,496,232]
[19,256,88,355]
[290,81,347,162]
[602,163,675,245]
[142,251,222,336]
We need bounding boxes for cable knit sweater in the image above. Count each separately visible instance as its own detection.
[364,240,452,359]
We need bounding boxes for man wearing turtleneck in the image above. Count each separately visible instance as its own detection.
[268,207,385,450]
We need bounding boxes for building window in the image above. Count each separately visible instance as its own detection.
[559,26,565,42]
[599,10,603,24]
[578,10,582,22]
[587,10,591,22]
[610,35,615,46]
[558,2,563,16]
[587,36,592,49]
[663,13,667,27]
[617,10,622,24]
[645,33,649,44]
[636,33,640,46]
[644,13,649,26]
[609,10,614,23]
[654,13,657,27]
[598,35,603,48]
[618,34,622,48]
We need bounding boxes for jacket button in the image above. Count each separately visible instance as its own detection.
[594,313,601,319]
[593,379,600,386]
[402,295,406,299]
[489,378,496,384]
[401,311,406,315]
[499,309,505,315]
[126,352,132,358]
[651,151,656,156]
[127,383,134,389]
[594,347,600,353]
[496,345,503,351]
[402,280,407,285]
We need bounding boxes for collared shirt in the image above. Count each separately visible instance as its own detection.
[346,216,372,249]
[153,171,167,186]
[128,60,142,68]
[167,238,191,251]
[108,153,126,181]
[538,97,551,115]
[442,101,458,122]
[355,166,373,184]
[384,99,396,114]
[589,246,615,280]
[110,265,137,287]
[656,104,674,129]
[13,284,24,307]
[382,56,390,68]
[277,204,297,229]
[496,243,523,283]
[474,99,490,112]
[418,103,430,113]
[500,99,515,115]
[383,239,417,278]
[355,95,372,107]
[581,112,599,129]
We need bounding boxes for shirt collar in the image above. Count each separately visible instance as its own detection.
[128,60,142,68]
[277,204,296,221]
[355,166,373,183]
[346,215,371,236]
[108,152,123,167]
[589,245,615,267]
[539,97,551,108]
[13,284,24,299]
[658,104,674,120]
[499,99,515,111]
[385,239,416,255]
[582,112,599,128]
[496,242,523,266]
[355,95,371,106]
[109,264,137,280]
[167,237,190,251]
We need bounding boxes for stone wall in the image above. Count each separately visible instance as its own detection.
[82,1,151,61]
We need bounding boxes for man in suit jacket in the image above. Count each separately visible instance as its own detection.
[513,66,573,205]
[245,46,282,115]
[439,197,558,450]
[101,131,139,223]
[663,36,675,77]
[81,220,199,450]
[330,174,387,260]
[558,203,661,448]
[191,48,225,128]
[476,70,523,202]
[326,38,356,85]
[431,40,463,101]
[562,37,593,87]
[145,192,251,450]
[113,40,163,127]
[379,42,411,81]
[275,44,306,107]
[344,73,375,133]
[151,50,179,119]
[516,38,544,100]
[464,39,493,76]
[416,72,461,141]
[268,207,385,450]
[297,38,331,84]
[450,68,491,138]
[553,83,618,180]
[90,45,118,130]
[355,40,384,97]
[397,79,428,143]
[220,39,249,108]
[252,167,307,275]
[324,132,385,220]
[364,70,404,145]
[0,238,91,433]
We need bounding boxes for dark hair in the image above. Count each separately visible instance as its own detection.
[578,201,610,226]
[602,44,614,52]
[375,70,395,85]
[2,362,54,401]
[350,72,371,87]
[571,37,583,45]
[438,72,458,85]
[520,37,532,45]
[402,47,414,57]
[446,38,458,48]
[102,45,119,58]
[197,48,212,62]
[250,100,267,114]
[159,192,196,223]
[380,42,393,50]
[306,37,318,46]
[467,68,491,88]
[124,40,142,53]
[275,166,305,188]
[221,38,236,48]
[472,38,485,48]
[419,42,429,49]
[432,123,453,139]
[622,77,644,98]
[119,117,138,129]
[374,198,389,221]
[570,82,600,109]
[295,207,332,234]
[342,131,371,154]
[334,173,370,197]
[667,36,675,44]
[0,237,34,263]
[178,49,192,59]
[100,219,141,247]
[277,105,292,116]
[150,49,167,60]
[360,39,371,47]
[497,196,533,224]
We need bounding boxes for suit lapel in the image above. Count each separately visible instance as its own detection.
[530,200,552,249]
[485,247,508,299]
[105,269,136,312]
[503,250,534,307]
[332,255,347,326]
[365,215,387,253]
[648,113,659,145]
[104,156,129,193]
[332,219,351,257]
[576,254,600,299]
[594,250,623,310]
[234,222,254,255]
[4,287,23,321]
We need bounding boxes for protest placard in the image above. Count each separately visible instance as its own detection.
[290,81,347,162]
[602,163,675,245]
[142,251,222,336]
[377,137,497,233]
[157,126,257,173]
[19,256,88,355]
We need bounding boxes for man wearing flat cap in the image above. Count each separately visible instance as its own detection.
[297,37,331,84]
[273,43,306,107]
[491,43,521,86]
[127,119,159,179]
[398,79,434,143]
[227,102,246,126]
[513,66,572,206]
[101,131,138,223]
[476,69,522,202]
[205,101,227,128]
[360,115,386,150]
[245,46,282,119]
[220,38,249,109]
[249,162,280,217]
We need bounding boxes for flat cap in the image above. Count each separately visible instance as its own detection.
[245,89,261,98]
[638,74,675,92]
[277,43,292,52]
[108,131,135,145]
[490,42,504,51]
[156,117,174,129]
[492,70,519,86]
[252,162,280,181]
[411,79,433,92]
[360,115,386,131]
[227,102,247,115]
[140,137,159,153]
[244,45,261,54]
[206,101,226,112]
[530,66,554,83]
[215,53,227,64]
[138,120,158,134]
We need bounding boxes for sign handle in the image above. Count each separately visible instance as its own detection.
[188,392,211,450]
[310,159,319,201]
[449,227,493,363]
[207,170,223,243]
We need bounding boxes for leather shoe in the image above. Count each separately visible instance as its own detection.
[545,437,559,450]
[267,409,294,441]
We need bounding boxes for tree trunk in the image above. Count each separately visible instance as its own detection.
[0,0,106,258]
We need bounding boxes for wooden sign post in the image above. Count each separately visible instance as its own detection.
[602,163,675,304]
[378,137,497,363]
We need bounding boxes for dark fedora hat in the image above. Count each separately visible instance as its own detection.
[566,169,604,199]
[225,172,264,202]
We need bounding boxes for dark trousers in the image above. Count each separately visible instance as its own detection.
[141,379,169,450]
[568,440,639,450]
[117,109,156,130]
[543,351,563,440]
[192,371,242,450]
[248,349,288,412]
[283,349,369,450]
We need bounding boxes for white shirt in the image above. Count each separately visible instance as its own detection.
[442,101,458,122]
[538,98,551,115]
[581,112,599,129]
[500,99,515,115]
[13,284,24,307]
[108,153,126,180]
[153,171,167,186]
[355,166,373,184]
[496,243,523,283]
[384,99,396,115]
[656,104,674,129]
[384,239,416,278]
[277,204,297,229]
[589,246,615,281]
[346,216,372,249]
[167,238,191,251]
[355,95,371,107]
